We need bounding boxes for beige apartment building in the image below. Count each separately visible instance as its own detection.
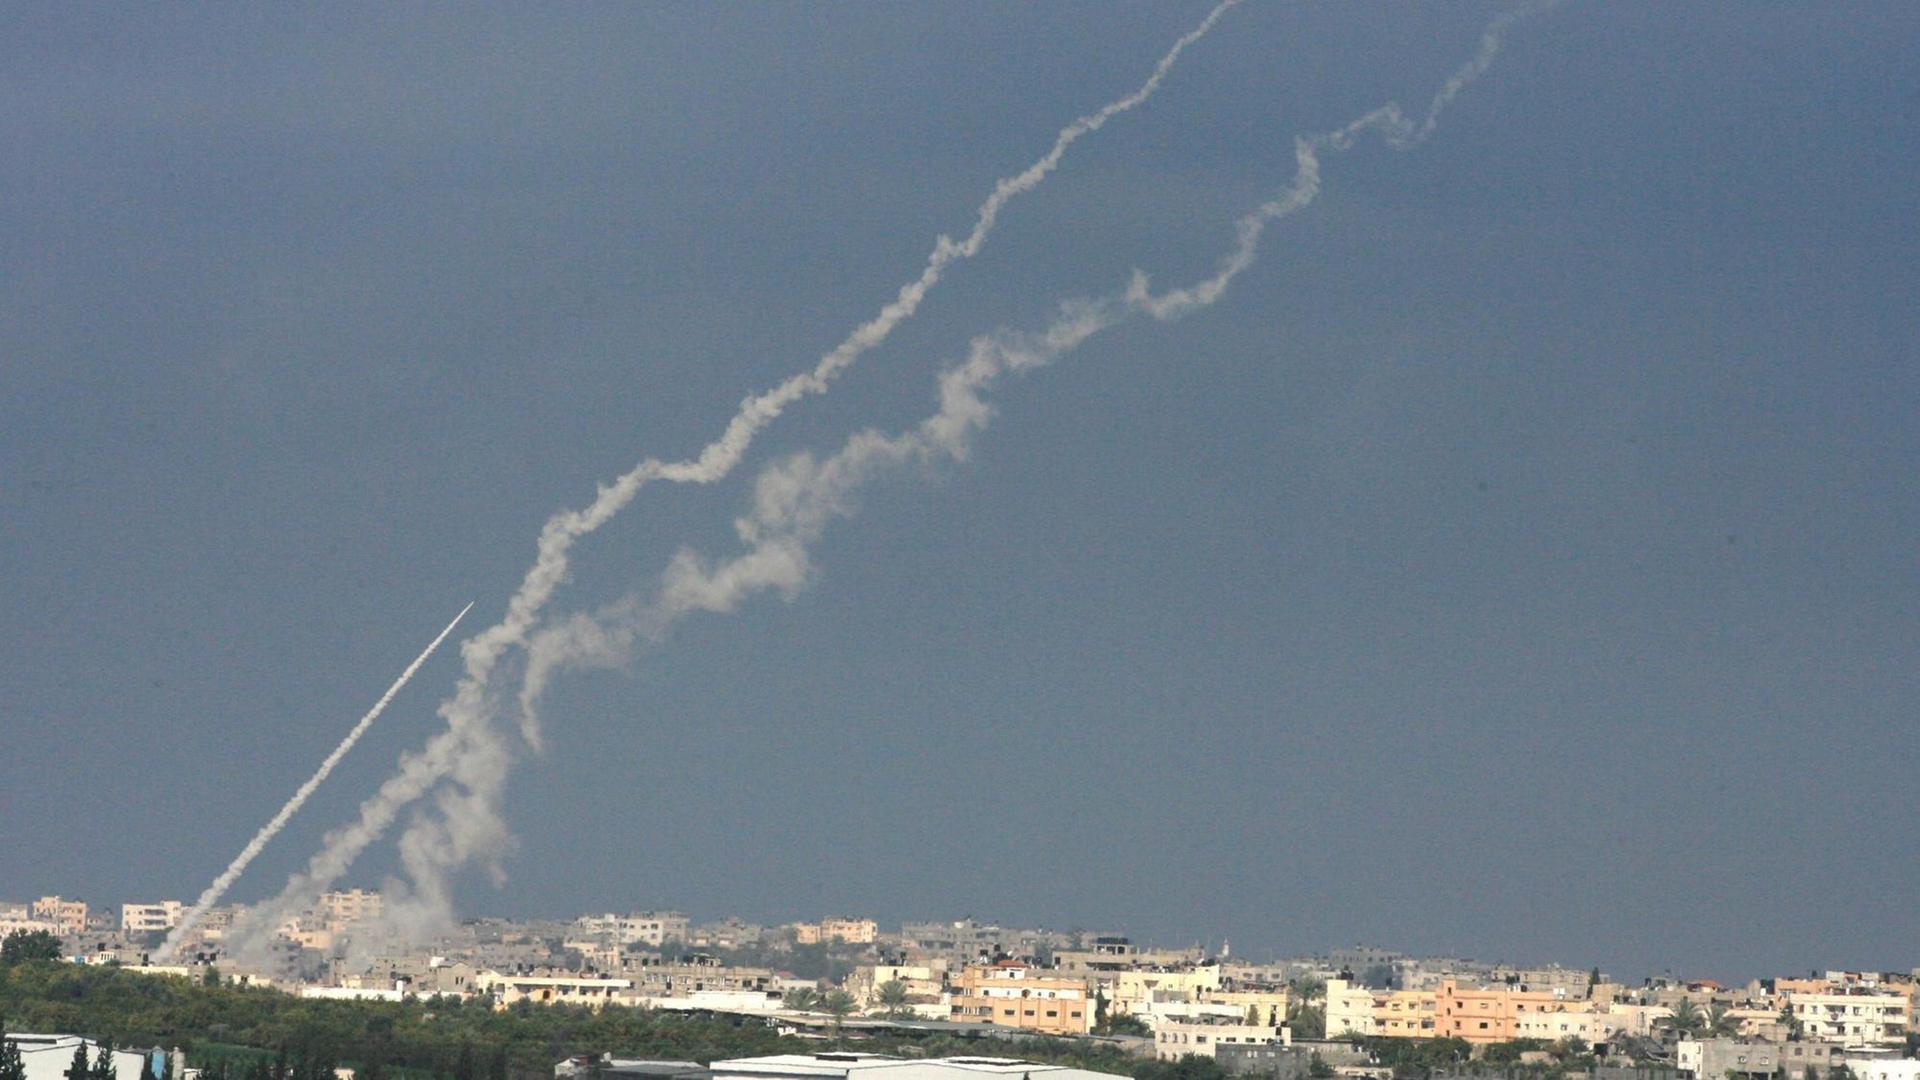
[1326,979,1438,1039]
[121,901,184,934]
[950,960,1092,1035]
[320,888,385,930]
[847,962,943,1007]
[793,917,878,945]
[32,896,91,935]
[1200,988,1293,1029]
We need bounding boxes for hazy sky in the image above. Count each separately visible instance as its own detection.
[4,3,1916,983]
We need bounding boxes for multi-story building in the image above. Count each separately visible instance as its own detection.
[32,896,91,935]
[818,918,878,945]
[0,902,62,938]
[1326,980,1440,1040]
[1434,980,1571,1044]
[1677,1039,1837,1080]
[1511,1002,1621,1044]
[950,960,1091,1036]
[477,969,633,1010]
[121,901,185,935]
[319,889,384,931]
[846,963,942,1007]
[1782,990,1909,1047]
[575,911,692,948]
[1199,988,1294,1030]
[1154,1014,1287,1061]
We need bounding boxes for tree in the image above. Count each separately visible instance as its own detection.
[1096,1013,1151,1037]
[1661,999,1705,1039]
[1307,1053,1335,1080]
[202,966,221,988]
[0,931,61,966]
[821,989,858,1037]
[785,987,821,1011]
[0,1026,26,1080]
[65,1043,90,1080]
[1288,1002,1326,1040]
[875,980,912,1020]
[91,1038,117,1080]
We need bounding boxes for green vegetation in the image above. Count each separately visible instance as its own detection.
[0,961,1149,1080]
[1,931,63,966]
[1091,1012,1150,1038]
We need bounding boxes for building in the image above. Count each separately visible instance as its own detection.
[1217,1042,1373,1079]
[476,970,633,1009]
[574,911,692,948]
[0,903,62,939]
[31,896,90,935]
[1434,980,1570,1044]
[1849,1059,1920,1080]
[847,963,943,1008]
[1154,1014,1287,1061]
[1677,1039,1836,1080]
[319,889,384,930]
[819,918,879,945]
[1325,980,1439,1040]
[949,960,1092,1036]
[1511,1002,1620,1044]
[11,1033,175,1080]
[121,901,185,935]
[1783,990,1910,1047]
[709,1054,1124,1080]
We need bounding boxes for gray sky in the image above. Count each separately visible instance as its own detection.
[3,2,1916,982]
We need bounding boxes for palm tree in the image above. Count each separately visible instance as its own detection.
[875,980,912,1020]
[822,990,858,1044]
[1660,998,1706,1040]
[785,986,821,1012]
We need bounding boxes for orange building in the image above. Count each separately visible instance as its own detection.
[1435,980,1568,1044]
[950,960,1092,1036]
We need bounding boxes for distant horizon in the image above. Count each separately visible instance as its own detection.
[6,1,1916,990]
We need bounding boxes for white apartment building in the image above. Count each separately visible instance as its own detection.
[572,910,690,947]
[1512,1004,1622,1043]
[1154,1014,1287,1061]
[1786,991,1911,1047]
[1849,1059,1920,1080]
[121,901,185,934]
[477,970,633,1010]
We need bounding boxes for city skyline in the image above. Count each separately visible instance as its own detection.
[4,2,1916,986]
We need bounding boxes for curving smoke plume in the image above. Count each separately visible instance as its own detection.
[388,0,1556,945]
[221,1,1243,964]
[161,601,473,961]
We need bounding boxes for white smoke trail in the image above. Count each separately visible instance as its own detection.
[159,601,473,961]
[219,3,1242,964]
[342,0,1550,953]
[478,0,1552,919]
